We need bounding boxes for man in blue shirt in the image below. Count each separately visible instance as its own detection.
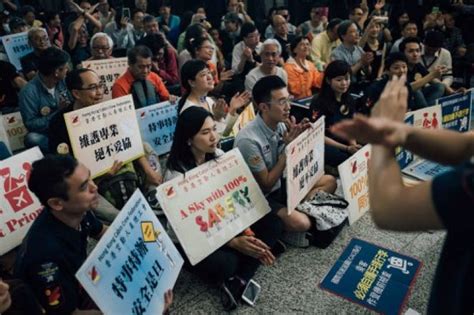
[19,47,72,153]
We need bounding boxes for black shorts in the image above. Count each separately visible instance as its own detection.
[267,188,287,214]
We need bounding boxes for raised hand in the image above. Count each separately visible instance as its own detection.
[229,91,251,114]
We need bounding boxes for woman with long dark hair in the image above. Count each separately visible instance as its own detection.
[309,60,362,166]
[178,59,250,136]
[164,107,283,311]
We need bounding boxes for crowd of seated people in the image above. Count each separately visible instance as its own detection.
[0,0,473,314]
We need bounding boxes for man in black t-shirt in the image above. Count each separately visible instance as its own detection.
[400,37,446,108]
[15,155,107,315]
[332,76,474,315]
[365,52,416,112]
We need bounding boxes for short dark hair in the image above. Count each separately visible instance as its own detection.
[138,33,166,56]
[385,52,408,69]
[66,68,95,93]
[252,75,287,106]
[399,37,421,53]
[189,36,211,58]
[143,14,156,25]
[37,47,70,76]
[132,8,144,19]
[424,30,445,48]
[337,20,356,40]
[401,20,417,31]
[240,22,258,39]
[20,5,35,16]
[127,45,152,65]
[327,18,343,32]
[29,155,78,206]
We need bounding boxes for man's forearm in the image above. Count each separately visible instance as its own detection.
[369,145,404,214]
[403,125,474,165]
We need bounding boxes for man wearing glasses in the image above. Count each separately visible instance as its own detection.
[48,68,105,155]
[48,68,161,219]
[244,39,287,92]
[20,27,51,80]
[87,32,114,60]
[235,76,336,233]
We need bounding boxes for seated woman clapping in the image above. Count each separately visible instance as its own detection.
[164,106,283,311]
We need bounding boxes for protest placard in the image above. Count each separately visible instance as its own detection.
[64,95,144,178]
[76,190,183,315]
[82,57,128,100]
[338,145,371,225]
[156,148,271,265]
[1,31,33,70]
[136,101,178,156]
[0,147,43,255]
[2,112,28,152]
[411,105,442,130]
[402,159,453,181]
[320,238,421,315]
[232,103,256,135]
[436,92,471,132]
[285,116,325,213]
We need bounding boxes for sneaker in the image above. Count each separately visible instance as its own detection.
[271,239,287,257]
[220,276,246,311]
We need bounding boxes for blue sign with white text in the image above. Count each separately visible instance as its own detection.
[437,92,471,132]
[1,31,34,70]
[136,101,178,156]
[320,238,421,315]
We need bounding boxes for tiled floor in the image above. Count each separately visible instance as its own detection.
[171,212,445,314]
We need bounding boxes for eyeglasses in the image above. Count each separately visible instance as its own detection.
[92,45,110,51]
[200,45,215,51]
[78,83,106,91]
[268,96,294,106]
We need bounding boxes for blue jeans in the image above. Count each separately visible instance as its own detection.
[413,82,446,109]
[24,132,49,154]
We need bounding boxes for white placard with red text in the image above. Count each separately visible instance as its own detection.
[82,58,128,100]
[338,145,371,225]
[64,95,144,178]
[411,105,442,130]
[0,147,43,254]
[156,149,270,265]
[285,116,325,213]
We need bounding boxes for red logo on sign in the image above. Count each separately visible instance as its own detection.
[0,163,34,212]
[7,116,16,124]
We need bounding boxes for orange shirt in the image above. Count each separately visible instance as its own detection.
[284,57,323,99]
[207,61,219,85]
[111,69,170,101]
